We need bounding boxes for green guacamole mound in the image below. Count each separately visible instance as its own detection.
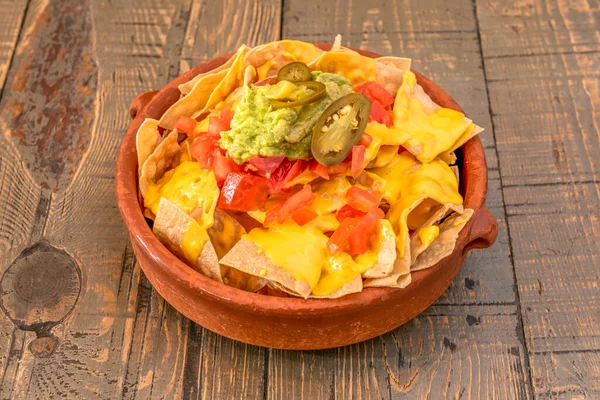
[220,72,353,164]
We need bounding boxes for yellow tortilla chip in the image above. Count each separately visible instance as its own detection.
[159,69,228,130]
[411,209,474,271]
[409,203,463,263]
[309,275,363,299]
[245,40,323,80]
[136,118,162,172]
[191,45,249,119]
[178,53,238,95]
[139,129,180,198]
[153,198,222,282]
[208,209,247,259]
[393,70,483,163]
[220,238,313,299]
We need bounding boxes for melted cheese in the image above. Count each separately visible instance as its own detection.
[313,51,377,86]
[365,122,411,146]
[418,225,440,247]
[393,71,473,163]
[193,114,210,136]
[246,216,392,296]
[257,60,277,80]
[370,152,462,256]
[181,218,210,264]
[311,176,352,215]
[245,224,328,289]
[145,162,220,220]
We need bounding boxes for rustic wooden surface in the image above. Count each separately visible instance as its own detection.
[0,0,597,398]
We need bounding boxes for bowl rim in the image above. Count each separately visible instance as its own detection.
[115,44,488,317]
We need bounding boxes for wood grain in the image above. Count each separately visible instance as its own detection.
[0,0,28,93]
[280,0,530,398]
[476,0,600,397]
[179,0,282,73]
[1,0,598,398]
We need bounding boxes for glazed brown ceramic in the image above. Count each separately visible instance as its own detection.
[116,45,498,350]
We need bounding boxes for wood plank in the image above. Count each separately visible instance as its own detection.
[0,0,28,92]
[176,2,281,399]
[0,0,33,390]
[0,0,197,398]
[278,0,529,398]
[476,0,600,397]
[180,0,281,73]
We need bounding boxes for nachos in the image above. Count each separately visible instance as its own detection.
[135,37,482,299]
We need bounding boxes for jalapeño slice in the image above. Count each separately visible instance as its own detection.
[311,93,371,166]
[277,62,312,83]
[269,81,326,110]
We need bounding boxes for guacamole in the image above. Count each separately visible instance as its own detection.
[220,72,353,164]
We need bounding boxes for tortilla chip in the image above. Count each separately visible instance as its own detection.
[354,170,387,197]
[153,198,222,282]
[376,56,412,74]
[369,145,399,168]
[159,70,228,130]
[376,57,412,96]
[362,220,396,279]
[309,275,363,299]
[191,45,249,119]
[364,233,411,288]
[208,209,247,259]
[411,209,474,271]
[223,267,265,292]
[331,34,342,51]
[220,239,313,299]
[364,201,414,288]
[409,203,463,263]
[393,71,484,163]
[243,65,257,86]
[136,118,161,171]
[246,40,323,79]
[139,129,180,198]
[451,165,460,183]
[178,53,238,95]
[441,151,458,166]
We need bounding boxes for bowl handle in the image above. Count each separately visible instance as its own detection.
[463,206,498,255]
[129,90,159,119]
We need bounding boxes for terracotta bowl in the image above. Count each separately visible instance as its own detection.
[116,45,498,350]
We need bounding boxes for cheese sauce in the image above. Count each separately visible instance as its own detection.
[393,71,473,163]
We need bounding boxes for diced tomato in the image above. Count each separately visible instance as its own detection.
[327,217,361,254]
[347,208,385,256]
[248,156,286,176]
[336,204,366,222]
[213,153,244,185]
[291,206,318,226]
[190,136,219,169]
[369,100,392,127]
[351,145,366,178]
[218,173,270,212]
[264,184,315,226]
[175,116,197,134]
[356,82,394,108]
[217,109,234,126]
[208,110,234,137]
[358,133,373,147]
[346,186,380,212]
[327,162,350,176]
[269,159,308,193]
[309,159,330,179]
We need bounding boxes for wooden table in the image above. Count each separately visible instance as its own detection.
[0,0,598,398]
